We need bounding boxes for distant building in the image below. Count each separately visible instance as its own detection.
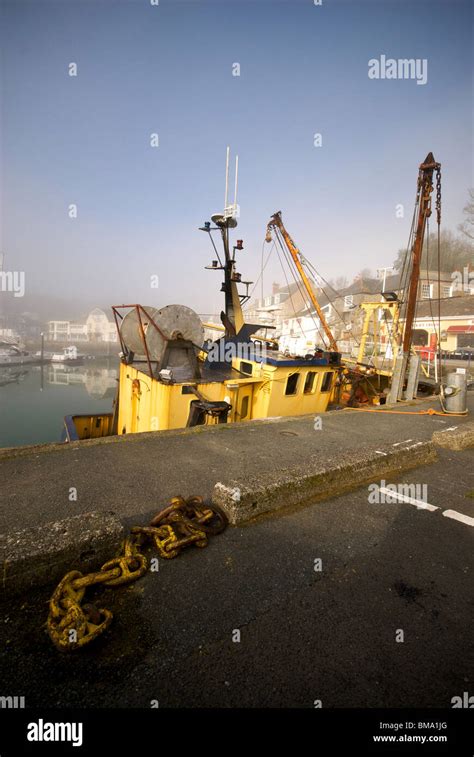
[47,308,117,343]
[403,295,474,354]
[246,270,464,357]
[245,282,293,333]
[0,312,42,342]
[85,308,117,343]
[48,320,86,342]
[0,328,18,341]
[245,281,319,338]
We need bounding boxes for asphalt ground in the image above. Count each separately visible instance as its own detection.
[0,445,472,709]
[1,394,473,534]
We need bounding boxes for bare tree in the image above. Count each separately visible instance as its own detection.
[334,275,349,290]
[326,276,348,293]
[354,267,373,281]
[458,188,474,240]
[393,229,473,272]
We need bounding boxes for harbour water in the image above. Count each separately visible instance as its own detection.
[0,358,118,448]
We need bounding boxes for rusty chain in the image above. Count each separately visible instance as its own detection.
[47,495,228,651]
[435,165,441,225]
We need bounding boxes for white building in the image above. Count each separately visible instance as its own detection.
[0,328,19,342]
[48,308,117,343]
[85,308,117,343]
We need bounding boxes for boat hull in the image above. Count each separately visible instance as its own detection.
[62,414,114,442]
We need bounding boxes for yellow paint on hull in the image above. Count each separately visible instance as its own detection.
[117,359,338,434]
[65,414,114,441]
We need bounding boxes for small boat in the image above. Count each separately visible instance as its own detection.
[0,343,36,366]
[50,346,85,365]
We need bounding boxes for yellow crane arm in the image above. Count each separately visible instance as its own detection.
[267,212,339,352]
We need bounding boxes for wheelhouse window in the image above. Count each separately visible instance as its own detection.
[285,373,300,395]
[304,371,316,394]
[320,372,333,392]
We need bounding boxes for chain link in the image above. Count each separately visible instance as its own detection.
[436,166,441,225]
[47,496,228,651]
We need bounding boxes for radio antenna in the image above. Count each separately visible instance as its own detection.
[224,146,230,213]
[234,155,239,210]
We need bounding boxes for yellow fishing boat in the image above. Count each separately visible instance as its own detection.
[64,151,342,441]
[63,150,443,441]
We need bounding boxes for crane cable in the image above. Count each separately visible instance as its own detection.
[273,226,329,347]
[300,255,361,348]
[377,188,420,374]
[275,241,327,347]
[244,239,275,306]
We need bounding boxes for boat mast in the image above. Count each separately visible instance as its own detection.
[402,152,441,353]
[205,147,245,337]
[267,212,338,352]
[387,152,441,405]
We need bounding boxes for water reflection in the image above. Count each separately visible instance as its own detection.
[46,363,118,399]
[0,358,119,448]
[0,367,29,388]
[0,361,118,398]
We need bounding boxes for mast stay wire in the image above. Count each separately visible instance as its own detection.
[273,227,328,347]
[325,185,418,373]
[244,239,275,306]
[424,217,445,382]
[241,233,320,344]
[375,185,422,376]
[398,184,422,320]
[301,255,361,349]
[241,234,326,346]
[275,226,329,346]
[244,191,419,362]
[273,243,311,342]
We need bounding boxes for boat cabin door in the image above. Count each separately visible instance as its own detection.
[235,384,253,422]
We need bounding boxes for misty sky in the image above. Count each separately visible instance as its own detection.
[1,0,472,319]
